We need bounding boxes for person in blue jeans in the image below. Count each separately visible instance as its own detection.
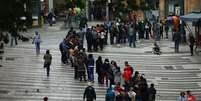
[87,54,94,82]
[33,31,41,55]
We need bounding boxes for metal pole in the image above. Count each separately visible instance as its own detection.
[85,0,89,19]
[106,0,109,21]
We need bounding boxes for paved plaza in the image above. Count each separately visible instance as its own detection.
[0,22,201,101]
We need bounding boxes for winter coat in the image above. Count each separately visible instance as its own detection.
[114,70,121,83]
[123,65,133,82]
[96,59,103,73]
[83,86,96,100]
[148,87,156,101]
[106,87,115,101]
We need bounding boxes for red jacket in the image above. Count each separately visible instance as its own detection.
[187,95,196,101]
[123,65,133,82]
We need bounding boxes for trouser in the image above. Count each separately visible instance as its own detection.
[165,31,168,38]
[74,66,78,79]
[101,73,108,85]
[10,36,18,46]
[35,43,40,55]
[93,39,98,51]
[78,71,86,81]
[97,72,102,83]
[129,36,133,47]
[87,67,94,81]
[175,41,180,52]
[110,36,114,45]
[145,30,149,39]
[190,45,194,55]
[109,77,115,87]
[61,52,67,63]
[45,63,51,76]
[99,39,104,51]
[87,41,92,52]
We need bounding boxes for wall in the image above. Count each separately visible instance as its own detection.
[184,0,201,14]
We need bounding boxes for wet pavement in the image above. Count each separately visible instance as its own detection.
[0,22,201,101]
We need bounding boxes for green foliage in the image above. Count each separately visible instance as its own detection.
[0,0,32,31]
[65,0,85,9]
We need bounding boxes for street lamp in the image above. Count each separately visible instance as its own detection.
[106,0,111,21]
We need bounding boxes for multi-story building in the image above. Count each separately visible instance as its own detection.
[159,0,201,19]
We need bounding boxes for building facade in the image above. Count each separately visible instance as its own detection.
[159,0,201,19]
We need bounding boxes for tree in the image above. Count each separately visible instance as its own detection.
[0,0,32,32]
[65,0,85,9]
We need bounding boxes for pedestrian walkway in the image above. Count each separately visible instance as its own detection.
[1,21,201,101]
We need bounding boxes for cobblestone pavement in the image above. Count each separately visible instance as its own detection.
[0,22,201,101]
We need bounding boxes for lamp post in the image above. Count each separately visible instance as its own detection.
[106,0,111,21]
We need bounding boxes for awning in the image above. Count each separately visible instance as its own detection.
[180,12,201,21]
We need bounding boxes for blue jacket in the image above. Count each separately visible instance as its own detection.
[105,87,115,101]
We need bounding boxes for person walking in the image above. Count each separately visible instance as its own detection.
[9,27,18,47]
[188,33,195,56]
[33,31,41,55]
[83,82,96,101]
[87,54,95,82]
[43,50,52,77]
[178,92,187,101]
[173,29,181,53]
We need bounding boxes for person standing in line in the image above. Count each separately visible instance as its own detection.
[83,82,96,101]
[77,52,87,81]
[178,92,187,101]
[96,56,103,84]
[188,33,195,56]
[87,54,95,82]
[33,31,41,55]
[186,90,196,101]
[123,61,133,91]
[43,50,52,77]
[148,83,156,101]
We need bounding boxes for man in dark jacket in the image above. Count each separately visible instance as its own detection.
[83,82,96,101]
[188,33,195,56]
[148,83,156,101]
[173,29,181,53]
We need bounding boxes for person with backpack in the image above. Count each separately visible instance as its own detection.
[83,82,96,101]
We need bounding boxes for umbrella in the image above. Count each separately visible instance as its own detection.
[180,12,201,21]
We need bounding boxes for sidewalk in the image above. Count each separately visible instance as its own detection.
[7,21,198,56]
